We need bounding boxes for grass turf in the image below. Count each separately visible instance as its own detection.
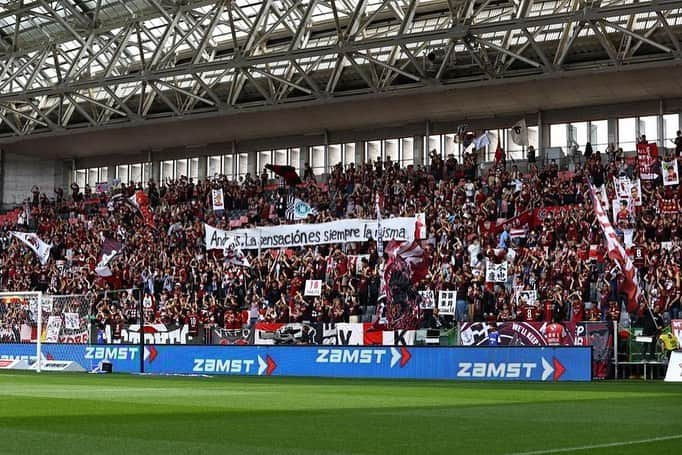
[0,372,680,455]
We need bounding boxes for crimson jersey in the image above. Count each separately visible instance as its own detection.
[520,305,540,322]
[544,323,565,346]
[631,246,646,268]
[185,313,200,335]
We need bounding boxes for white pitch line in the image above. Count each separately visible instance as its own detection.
[504,434,682,455]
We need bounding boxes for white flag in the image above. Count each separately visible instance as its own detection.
[11,232,51,265]
[473,133,490,150]
[510,119,529,146]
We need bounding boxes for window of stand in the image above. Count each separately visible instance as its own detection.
[589,120,608,152]
[116,163,151,185]
[663,114,680,150]
[401,137,414,166]
[74,167,108,188]
[328,144,343,169]
[237,153,249,180]
[159,158,199,180]
[366,140,381,164]
[639,116,658,145]
[618,117,637,152]
[310,146,325,175]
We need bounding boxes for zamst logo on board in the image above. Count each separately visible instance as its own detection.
[455,357,566,381]
[84,346,158,363]
[315,347,411,367]
[192,355,276,376]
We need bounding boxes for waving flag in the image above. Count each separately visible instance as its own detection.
[285,196,318,220]
[381,240,430,330]
[473,132,490,150]
[511,118,529,146]
[128,190,155,228]
[95,237,124,277]
[589,185,641,312]
[265,164,302,186]
[11,232,51,265]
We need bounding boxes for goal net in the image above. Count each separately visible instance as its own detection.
[0,292,95,372]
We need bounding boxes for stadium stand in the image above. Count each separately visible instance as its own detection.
[0,142,679,352]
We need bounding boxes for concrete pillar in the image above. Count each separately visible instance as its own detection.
[413,135,425,167]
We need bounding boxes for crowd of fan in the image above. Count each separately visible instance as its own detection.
[0,139,680,338]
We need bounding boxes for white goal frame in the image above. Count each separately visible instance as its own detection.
[0,291,43,372]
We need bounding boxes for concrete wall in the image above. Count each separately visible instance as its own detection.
[1,151,71,207]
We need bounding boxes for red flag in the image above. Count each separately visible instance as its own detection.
[129,190,155,228]
[265,164,302,186]
[589,185,641,312]
[383,240,430,302]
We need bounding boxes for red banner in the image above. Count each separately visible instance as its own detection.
[637,143,659,180]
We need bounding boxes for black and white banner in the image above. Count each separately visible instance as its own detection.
[205,217,417,250]
[485,260,508,282]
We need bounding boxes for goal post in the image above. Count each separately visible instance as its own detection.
[0,291,42,371]
[0,292,95,373]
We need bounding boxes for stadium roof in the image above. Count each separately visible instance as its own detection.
[0,0,681,142]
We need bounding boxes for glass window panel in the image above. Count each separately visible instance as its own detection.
[618,117,636,151]
[427,135,441,159]
[274,149,288,166]
[589,120,608,152]
[638,116,658,144]
[143,163,152,183]
[189,158,199,179]
[568,122,587,149]
[161,160,174,180]
[401,137,414,165]
[130,163,142,184]
[444,134,457,158]
[328,144,342,168]
[384,139,398,163]
[75,170,86,189]
[528,126,539,150]
[550,124,567,148]
[289,148,300,174]
[224,155,235,179]
[116,165,129,183]
[311,145,325,174]
[506,128,523,160]
[366,141,381,163]
[237,153,249,178]
[208,156,222,177]
[257,151,271,175]
[343,143,356,167]
[175,159,188,179]
[88,168,98,186]
[663,114,679,147]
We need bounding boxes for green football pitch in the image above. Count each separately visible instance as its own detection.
[0,372,680,455]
